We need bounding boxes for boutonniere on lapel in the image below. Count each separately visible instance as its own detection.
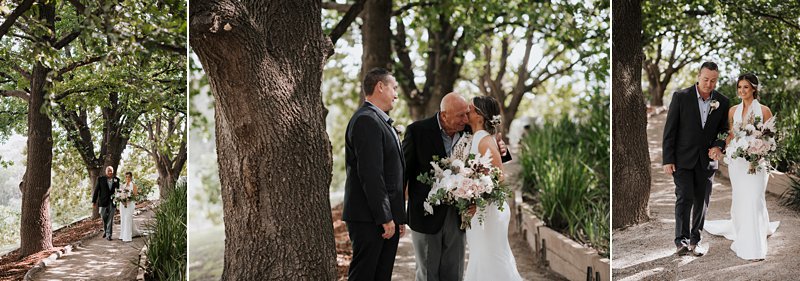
[394,124,405,136]
[708,99,720,116]
[113,178,119,183]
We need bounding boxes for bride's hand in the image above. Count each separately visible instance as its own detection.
[467,205,477,216]
[708,147,723,160]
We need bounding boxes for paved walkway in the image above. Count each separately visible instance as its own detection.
[612,111,800,280]
[30,209,154,281]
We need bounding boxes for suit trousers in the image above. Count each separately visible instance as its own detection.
[674,161,715,246]
[411,206,465,281]
[100,205,115,238]
[347,221,400,281]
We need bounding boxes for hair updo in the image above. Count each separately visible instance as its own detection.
[471,96,502,135]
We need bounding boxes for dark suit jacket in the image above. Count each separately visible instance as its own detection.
[663,85,730,170]
[343,103,406,225]
[403,113,512,234]
[92,176,120,207]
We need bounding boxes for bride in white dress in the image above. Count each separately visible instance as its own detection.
[119,172,142,242]
[463,96,523,281]
[705,73,780,260]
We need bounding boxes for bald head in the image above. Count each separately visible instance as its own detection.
[440,92,468,112]
[439,92,469,135]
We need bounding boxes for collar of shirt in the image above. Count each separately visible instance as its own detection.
[695,86,714,102]
[365,101,392,124]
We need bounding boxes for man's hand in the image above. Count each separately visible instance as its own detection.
[496,133,508,156]
[399,224,406,238]
[663,164,676,175]
[708,147,723,161]
[381,220,396,239]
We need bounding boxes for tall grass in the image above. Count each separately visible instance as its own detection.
[519,94,609,257]
[143,179,187,280]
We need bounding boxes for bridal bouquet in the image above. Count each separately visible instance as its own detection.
[114,189,132,206]
[727,113,778,174]
[417,138,510,229]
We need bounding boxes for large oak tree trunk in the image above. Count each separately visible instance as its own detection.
[612,0,651,228]
[190,1,336,279]
[645,64,665,106]
[359,0,392,81]
[19,63,54,256]
[88,167,102,219]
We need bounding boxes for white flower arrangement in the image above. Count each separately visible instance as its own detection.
[394,124,406,135]
[417,135,510,230]
[490,115,502,127]
[726,113,778,174]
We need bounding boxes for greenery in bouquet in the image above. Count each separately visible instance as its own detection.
[417,153,511,230]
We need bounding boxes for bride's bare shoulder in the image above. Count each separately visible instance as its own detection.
[762,104,773,119]
[478,134,498,151]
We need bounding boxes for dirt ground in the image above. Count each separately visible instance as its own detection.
[612,111,800,280]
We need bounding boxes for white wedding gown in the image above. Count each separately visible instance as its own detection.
[118,182,141,242]
[705,100,780,260]
[464,130,523,281]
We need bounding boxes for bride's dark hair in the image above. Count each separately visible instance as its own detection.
[737,73,760,99]
[471,96,501,135]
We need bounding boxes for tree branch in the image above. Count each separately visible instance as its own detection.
[11,65,31,80]
[393,1,436,16]
[139,39,187,55]
[0,90,30,101]
[745,9,800,30]
[53,87,99,101]
[56,56,105,78]
[0,0,35,41]
[52,30,82,49]
[392,17,420,99]
[322,2,352,13]
[329,0,367,45]
[129,142,154,156]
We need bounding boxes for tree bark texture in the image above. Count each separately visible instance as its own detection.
[19,63,54,256]
[190,1,337,279]
[612,0,651,228]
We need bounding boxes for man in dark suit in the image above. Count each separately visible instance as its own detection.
[343,68,405,281]
[92,166,120,241]
[663,61,730,256]
[403,92,512,281]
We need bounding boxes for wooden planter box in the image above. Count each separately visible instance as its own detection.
[514,199,610,281]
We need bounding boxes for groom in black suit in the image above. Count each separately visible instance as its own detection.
[92,166,120,241]
[403,92,512,281]
[343,68,405,281]
[663,61,730,256]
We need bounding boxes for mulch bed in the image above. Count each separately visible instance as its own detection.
[332,203,352,280]
[0,201,154,281]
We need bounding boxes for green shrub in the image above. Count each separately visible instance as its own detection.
[779,176,800,212]
[519,94,609,257]
[143,178,187,281]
